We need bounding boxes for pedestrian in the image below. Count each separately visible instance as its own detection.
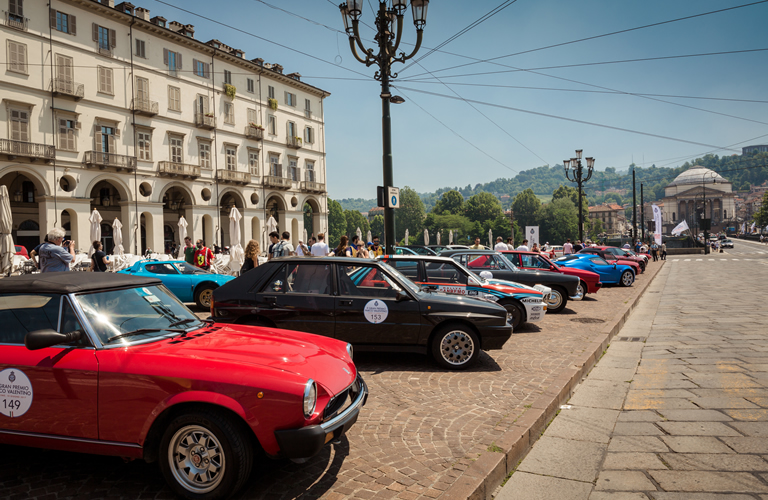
[28,235,49,269]
[573,240,583,252]
[348,235,361,257]
[369,235,384,257]
[357,242,370,259]
[635,239,642,253]
[89,240,109,272]
[542,242,549,252]
[267,231,280,260]
[38,228,75,272]
[563,238,573,255]
[240,240,260,273]
[493,236,508,251]
[661,242,667,260]
[182,236,195,265]
[516,239,529,251]
[650,241,659,262]
[296,239,310,256]
[506,237,514,249]
[469,237,484,250]
[194,239,214,270]
[331,235,350,257]
[311,233,330,256]
[271,231,295,259]
[531,243,539,253]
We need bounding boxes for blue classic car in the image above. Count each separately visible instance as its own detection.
[555,254,635,287]
[118,260,235,308]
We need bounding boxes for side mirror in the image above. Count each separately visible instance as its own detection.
[549,265,556,271]
[613,264,617,269]
[25,329,82,351]
[395,291,411,302]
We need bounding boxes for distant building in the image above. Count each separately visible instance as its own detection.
[588,203,626,234]
[658,166,736,233]
[742,145,768,155]
[367,206,384,221]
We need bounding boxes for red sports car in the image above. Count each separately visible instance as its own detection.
[0,273,366,499]
[14,245,28,258]
[502,250,602,297]
[577,247,644,274]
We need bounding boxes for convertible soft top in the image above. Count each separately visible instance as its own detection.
[0,273,161,294]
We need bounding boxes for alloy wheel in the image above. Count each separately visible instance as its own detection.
[439,330,475,366]
[168,425,226,494]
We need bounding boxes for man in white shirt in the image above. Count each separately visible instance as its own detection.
[311,232,330,257]
[516,239,529,252]
[493,236,508,252]
[563,238,574,255]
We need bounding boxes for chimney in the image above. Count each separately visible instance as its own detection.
[251,58,264,66]
[233,49,244,58]
[272,64,283,74]
[135,7,150,21]
[287,72,301,81]
[168,21,184,32]
[151,16,167,28]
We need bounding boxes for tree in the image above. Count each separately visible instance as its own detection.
[327,199,346,248]
[553,184,588,221]
[536,198,578,245]
[423,213,473,244]
[370,215,384,242]
[432,190,465,215]
[344,209,370,242]
[395,186,426,243]
[465,192,505,223]
[754,191,768,228]
[587,218,604,240]
[511,189,540,229]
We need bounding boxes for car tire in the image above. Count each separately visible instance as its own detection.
[159,409,253,500]
[576,281,586,298]
[620,270,634,287]
[431,324,480,370]
[498,300,526,330]
[195,284,217,309]
[544,286,568,313]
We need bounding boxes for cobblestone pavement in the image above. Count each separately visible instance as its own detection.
[0,262,663,500]
[499,239,768,499]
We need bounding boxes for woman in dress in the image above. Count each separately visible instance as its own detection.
[240,240,260,273]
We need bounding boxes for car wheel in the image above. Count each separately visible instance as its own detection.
[499,300,525,330]
[159,410,252,500]
[544,286,567,313]
[620,270,634,287]
[431,324,480,370]
[195,284,217,309]
[573,281,585,300]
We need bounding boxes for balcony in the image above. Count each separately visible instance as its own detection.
[50,79,84,101]
[301,180,326,193]
[245,125,264,140]
[158,161,201,179]
[83,151,137,172]
[132,98,159,116]
[264,175,292,190]
[0,139,54,162]
[286,136,303,150]
[216,169,250,185]
[195,112,215,130]
[5,12,27,30]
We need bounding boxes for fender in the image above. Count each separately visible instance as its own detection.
[424,311,503,327]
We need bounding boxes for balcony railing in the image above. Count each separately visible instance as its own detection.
[50,78,84,100]
[216,169,250,184]
[195,112,216,129]
[286,136,303,149]
[5,12,27,30]
[84,151,137,172]
[158,161,201,179]
[301,180,326,193]
[264,175,292,190]
[245,125,264,140]
[132,98,159,116]
[0,139,54,161]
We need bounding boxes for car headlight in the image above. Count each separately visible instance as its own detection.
[346,343,353,360]
[303,379,317,419]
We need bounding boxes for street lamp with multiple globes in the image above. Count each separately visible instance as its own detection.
[339,0,429,253]
[563,150,595,244]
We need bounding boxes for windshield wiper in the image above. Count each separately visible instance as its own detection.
[106,327,186,343]
[168,318,198,328]
[173,318,215,338]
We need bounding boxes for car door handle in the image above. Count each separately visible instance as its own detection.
[339,299,353,306]
[264,296,277,305]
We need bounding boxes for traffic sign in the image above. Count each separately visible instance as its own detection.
[387,187,400,208]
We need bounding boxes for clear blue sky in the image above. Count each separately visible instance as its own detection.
[148,0,768,199]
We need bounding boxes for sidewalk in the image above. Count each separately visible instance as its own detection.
[498,257,768,499]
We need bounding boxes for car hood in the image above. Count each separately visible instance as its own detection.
[419,290,507,316]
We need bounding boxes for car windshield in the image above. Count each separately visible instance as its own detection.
[75,285,204,345]
[175,261,211,274]
[377,261,422,295]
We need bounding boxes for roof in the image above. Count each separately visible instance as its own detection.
[668,166,729,187]
[378,255,455,262]
[0,273,161,295]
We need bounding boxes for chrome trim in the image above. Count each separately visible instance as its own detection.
[67,292,103,349]
[346,343,353,360]
[0,428,141,448]
[320,376,367,433]
[303,379,316,419]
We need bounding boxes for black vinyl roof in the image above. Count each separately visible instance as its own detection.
[0,273,162,294]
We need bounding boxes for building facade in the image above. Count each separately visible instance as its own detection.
[587,203,626,235]
[1,0,329,255]
[658,166,736,233]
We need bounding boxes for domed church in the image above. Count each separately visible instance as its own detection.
[659,166,736,233]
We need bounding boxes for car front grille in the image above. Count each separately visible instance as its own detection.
[323,375,362,422]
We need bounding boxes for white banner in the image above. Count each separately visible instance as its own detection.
[652,204,663,246]
[671,220,689,236]
[525,226,539,248]
[741,222,746,234]
[750,222,756,233]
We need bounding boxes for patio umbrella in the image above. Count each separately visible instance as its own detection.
[436,232,441,245]
[448,230,453,245]
[488,229,493,248]
[112,218,124,256]
[367,230,372,244]
[88,209,103,256]
[266,215,278,250]
[229,208,244,272]
[303,228,308,245]
[404,229,409,245]
[0,186,15,276]
[356,227,362,242]
[177,216,188,249]
[424,229,429,246]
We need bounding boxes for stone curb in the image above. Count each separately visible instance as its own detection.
[440,262,666,500]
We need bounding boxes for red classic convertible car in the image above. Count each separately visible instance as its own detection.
[0,273,366,499]
[502,250,602,297]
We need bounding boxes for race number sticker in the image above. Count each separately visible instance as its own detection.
[364,300,389,324]
[0,368,33,418]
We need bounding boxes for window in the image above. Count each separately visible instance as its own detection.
[169,134,183,163]
[135,39,146,58]
[287,264,332,294]
[285,91,296,106]
[268,115,276,135]
[95,125,116,153]
[198,140,211,169]
[247,108,257,127]
[390,260,420,281]
[270,155,281,176]
[163,48,182,76]
[520,255,549,269]
[247,78,254,93]
[7,40,27,74]
[193,59,210,78]
[287,121,297,139]
[137,131,152,160]
[93,24,115,52]
[196,94,209,116]
[135,76,149,105]
[268,85,275,99]
[304,98,311,115]
[337,265,400,299]
[0,294,61,345]
[425,262,467,285]
[289,159,298,181]
[51,10,76,34]
[97,66,113,94]
[248,149,259,175]
[464,254,508,270]
[306,161,315,182]
[224,69,232,84]
[226,146,237,171]
[54,54,73,88]
[168,86,181,111]
[58,118,77,151]
[223,102,235,125]
[7,0,24,24]
[145,263,179,275]
[304,126,314,144]
[9,108,29,142]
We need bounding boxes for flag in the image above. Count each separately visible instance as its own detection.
[751,222,756,233]
[652,204,663,245]
[671,220,689,236]
[741,222,746,234]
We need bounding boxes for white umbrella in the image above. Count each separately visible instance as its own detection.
[303,228,308,244]
[436,232,441,245]
[488,228,493,248]
[88,209,103,256]
[228,208,244,272]
[356,227,362,242]
[424,229,429,246]
[448,230,453,245]
[177,216,188,249]
[367,230,372,243]
[0,186,15,276]
[266,215,278,251]
[112,218,124,256]
[404,229,409,246]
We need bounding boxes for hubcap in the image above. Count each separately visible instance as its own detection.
[168,425,225,494]
[622,272,633,286]
[545,291,563,310]
[505,305,522,328]
[199,289,213,308]
[440,330,474,365]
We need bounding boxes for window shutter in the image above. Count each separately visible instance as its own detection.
[108,134,116,152]
[163,48,169,65]
[50,9,57,28]
[17,0,23,16]
[110,29,116,48]
[192,59,198,75]
[176,52,182,69]
[114,126,120,137]
[95,128,103,152]
[17,44,26,73]
[10,111,20,141]
[58,119,66,147]
[98,68,106,92]
[106,69,113,94]
[9,0,17,16]
[75,121,81,129]
[8,43,18,71]
[204,63,210,79]
[92,23,98,41]
[71,16,76,35]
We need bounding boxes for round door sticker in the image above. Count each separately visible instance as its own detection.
[0,368,33,418]
[364,300,389,324]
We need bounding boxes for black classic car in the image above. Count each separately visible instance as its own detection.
[211,257,513,369]
[440,250,580,313]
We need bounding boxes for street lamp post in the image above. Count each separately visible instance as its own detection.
[339,0,429,254]
[564,150,595,244]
